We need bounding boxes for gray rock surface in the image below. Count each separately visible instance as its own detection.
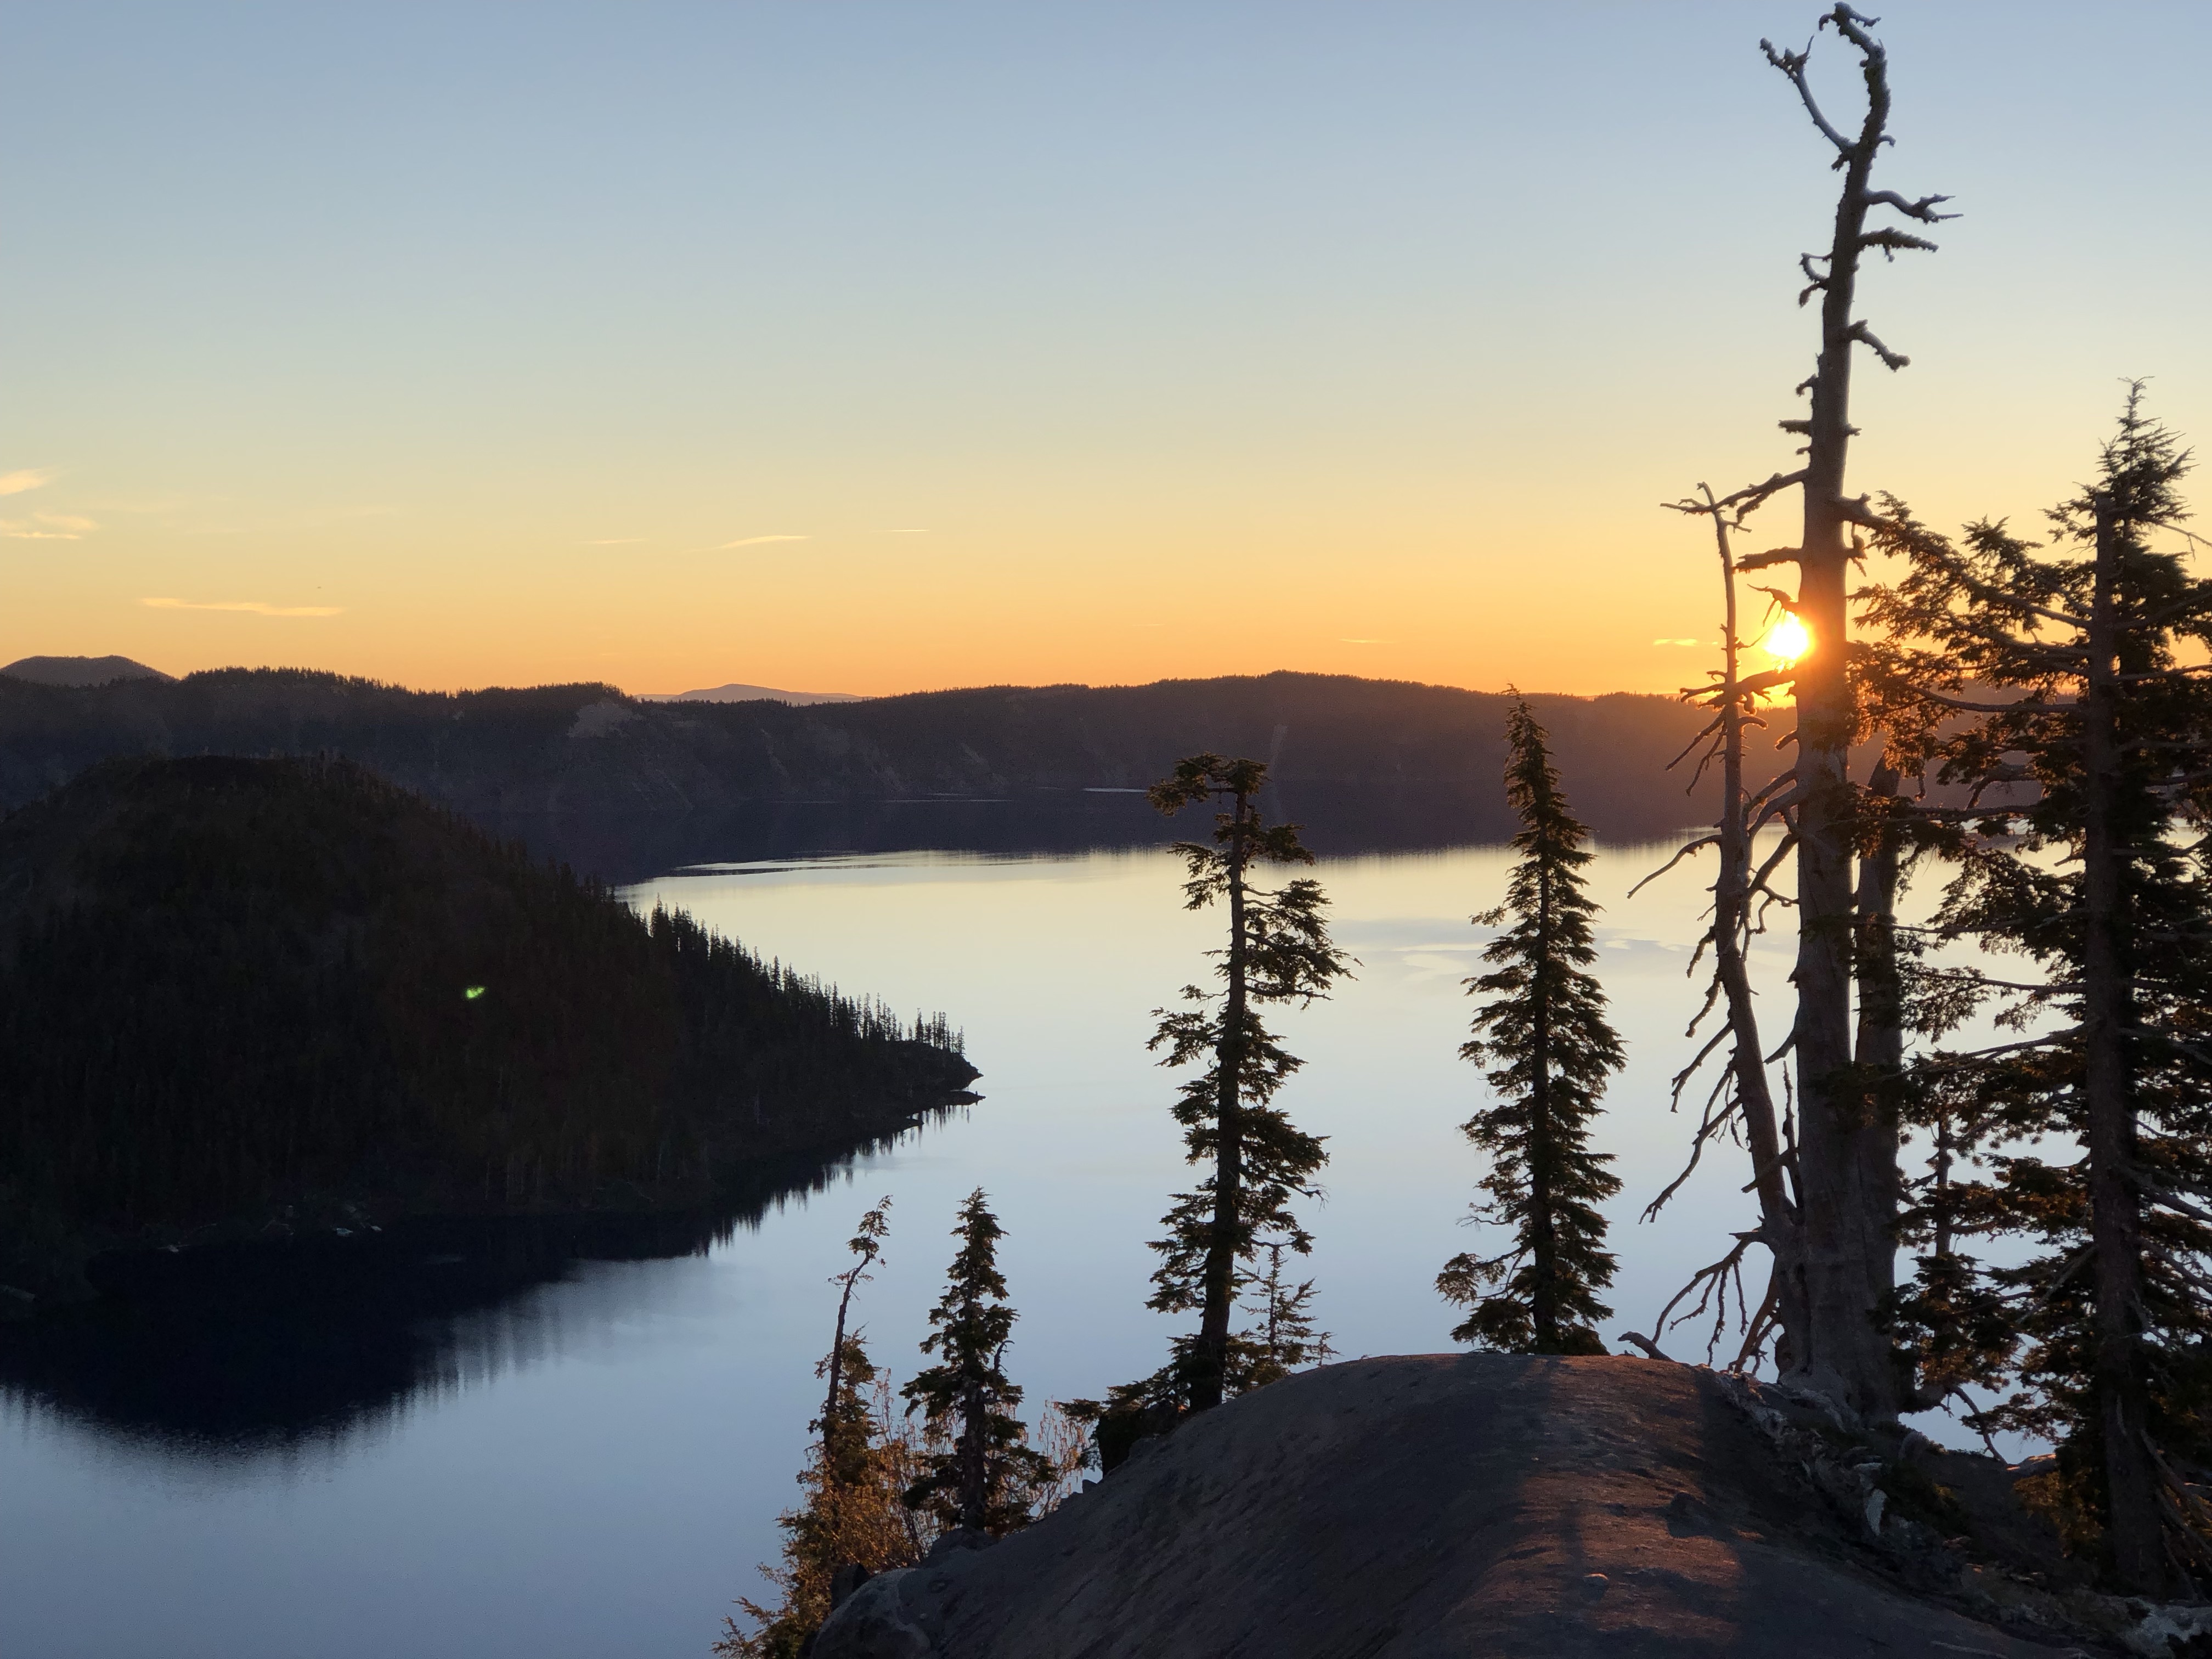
[810,1352,2081,1658]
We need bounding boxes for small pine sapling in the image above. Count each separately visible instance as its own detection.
[1242,1238,1334,1388]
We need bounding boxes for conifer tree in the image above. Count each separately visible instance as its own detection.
[1859,392,2212,1592]
[1131,755,1350,1418]
[1439,698,1624,1355]
[901,1189,1054,1536]
[820,1197,891,1487]
[718,1199,926,1658]
[1243,1239,1333,1387]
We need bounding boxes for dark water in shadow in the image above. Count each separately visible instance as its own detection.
[0,1143,921,1452]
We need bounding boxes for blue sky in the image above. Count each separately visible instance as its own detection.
[5,3,2208,693]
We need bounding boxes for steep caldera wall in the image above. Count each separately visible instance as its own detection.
[0,669,1719,841]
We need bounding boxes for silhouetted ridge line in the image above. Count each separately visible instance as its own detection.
[0,668,1722,848]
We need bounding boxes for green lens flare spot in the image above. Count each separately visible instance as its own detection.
[464,985,487,1001]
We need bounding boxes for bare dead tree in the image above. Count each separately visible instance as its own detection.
[1632,487,1807,1370]
[1646,7,1954,1419]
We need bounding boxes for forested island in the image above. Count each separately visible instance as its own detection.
[0,755,976,1313]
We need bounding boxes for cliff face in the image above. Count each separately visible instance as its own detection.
[0,668,1720,840]
[815,1354,2127,1659]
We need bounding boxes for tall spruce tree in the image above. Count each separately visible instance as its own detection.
[1859,393,2212,1592]
[1138,754,1350,1416]
[901,1189,1054,1537]
[1439,698,1624,1355]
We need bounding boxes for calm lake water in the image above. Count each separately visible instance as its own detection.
[3,830,1831,1659]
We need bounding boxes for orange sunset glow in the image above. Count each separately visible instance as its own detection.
[11,10,2212,1658]
[6,8,2207,700]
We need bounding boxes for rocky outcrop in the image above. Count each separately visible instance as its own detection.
[810,1353,2140,1658]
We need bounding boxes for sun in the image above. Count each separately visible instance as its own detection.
[1761,612,1812,665]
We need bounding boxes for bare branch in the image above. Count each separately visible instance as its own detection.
[1839,492,1885,529]
[1848,319,1909,370]
[1760,36,1854,153]
[1795,253,1831,306]
[1860,188,1957,223]
[1858,227,1938,259]
[1901,685,2081,715]
[1628,836,1720,899]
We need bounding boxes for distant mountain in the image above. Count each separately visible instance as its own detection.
[2,654,173,686]
[0,667,1726,853]
[642,681,863,706]
[0,755,976,1312]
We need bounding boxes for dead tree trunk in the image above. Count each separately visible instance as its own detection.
[1759,7,1951,1419]
[1713,524,1810,1363]
[1637,492,1808,1368]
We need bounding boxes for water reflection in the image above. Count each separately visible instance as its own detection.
[476,782,1700,885]
[0,1136,937,1456]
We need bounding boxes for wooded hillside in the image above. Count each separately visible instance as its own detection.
[0,757,975,1310]
[0,669,1719,841]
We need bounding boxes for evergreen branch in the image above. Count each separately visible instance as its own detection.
[1914,1029,2085,1068]
[2125,1029,2212,1069]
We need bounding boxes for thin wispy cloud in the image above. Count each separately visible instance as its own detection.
[142,597,344,618]
[1652,637,1708,646]
[83,493,191,514]
[0,468,55,497]
[2,511,97,540]
[717,534,808,548]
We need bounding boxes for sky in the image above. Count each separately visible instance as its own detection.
[5,2,2210,698]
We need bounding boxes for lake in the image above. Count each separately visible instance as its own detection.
[1,825,1817,1659]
